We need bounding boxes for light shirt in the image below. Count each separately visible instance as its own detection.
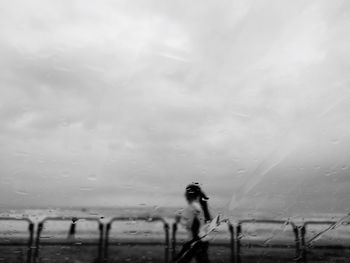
[178,201,206,239]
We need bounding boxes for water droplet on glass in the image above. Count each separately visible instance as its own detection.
[61,171,70,178]
[14,190,29,195]
[263,237,273,245]
[331,138,339,144]
[60,117,70,127]
[13,151,29,159]
[237,168,245,174]
[79,187,93,191]
[87,174,97,181]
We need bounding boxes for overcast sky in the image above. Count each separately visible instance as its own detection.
[0,0,349,214]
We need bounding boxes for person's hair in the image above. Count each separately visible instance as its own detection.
[185,183,202,202]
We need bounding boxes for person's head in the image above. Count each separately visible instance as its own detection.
[185,183,209,203]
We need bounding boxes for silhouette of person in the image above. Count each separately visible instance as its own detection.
[174,183,211,263]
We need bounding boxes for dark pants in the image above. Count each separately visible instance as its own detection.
[174,240,210,263]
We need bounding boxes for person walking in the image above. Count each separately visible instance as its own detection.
[174,183,212,263]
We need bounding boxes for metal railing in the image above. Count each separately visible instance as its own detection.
[0,216,349,263]
[104,216,169,263]
[235,219,300,263]
[0,217,34,263]
[300,220,350,263]
[34,217,104,262]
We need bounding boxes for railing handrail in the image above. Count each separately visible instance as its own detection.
[238,219,297,229]
[0,217,33,224]
[38,216,103,224]
[107,216,168,226]
[303,220,350,226]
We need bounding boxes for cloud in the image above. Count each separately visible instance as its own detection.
[0,0,349,213]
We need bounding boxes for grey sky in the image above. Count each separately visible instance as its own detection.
[0,0,349,214]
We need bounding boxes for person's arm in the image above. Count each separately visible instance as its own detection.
[199,194,211,223]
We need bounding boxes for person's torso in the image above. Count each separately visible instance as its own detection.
[180,202,206,239]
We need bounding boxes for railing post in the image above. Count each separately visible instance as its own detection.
[299,225,306,263]
[33,222,43,262]
[291,224,300,260]
[68,217,78,239]
[104,222,111,262]
[98,222,104,263]
[236,224,241,263]
[164,223,170,263]
[27,222,34,263]
[171,222,177,261]
[228,222,235,263]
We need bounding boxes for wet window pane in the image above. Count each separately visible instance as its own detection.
[0,1,349,262]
